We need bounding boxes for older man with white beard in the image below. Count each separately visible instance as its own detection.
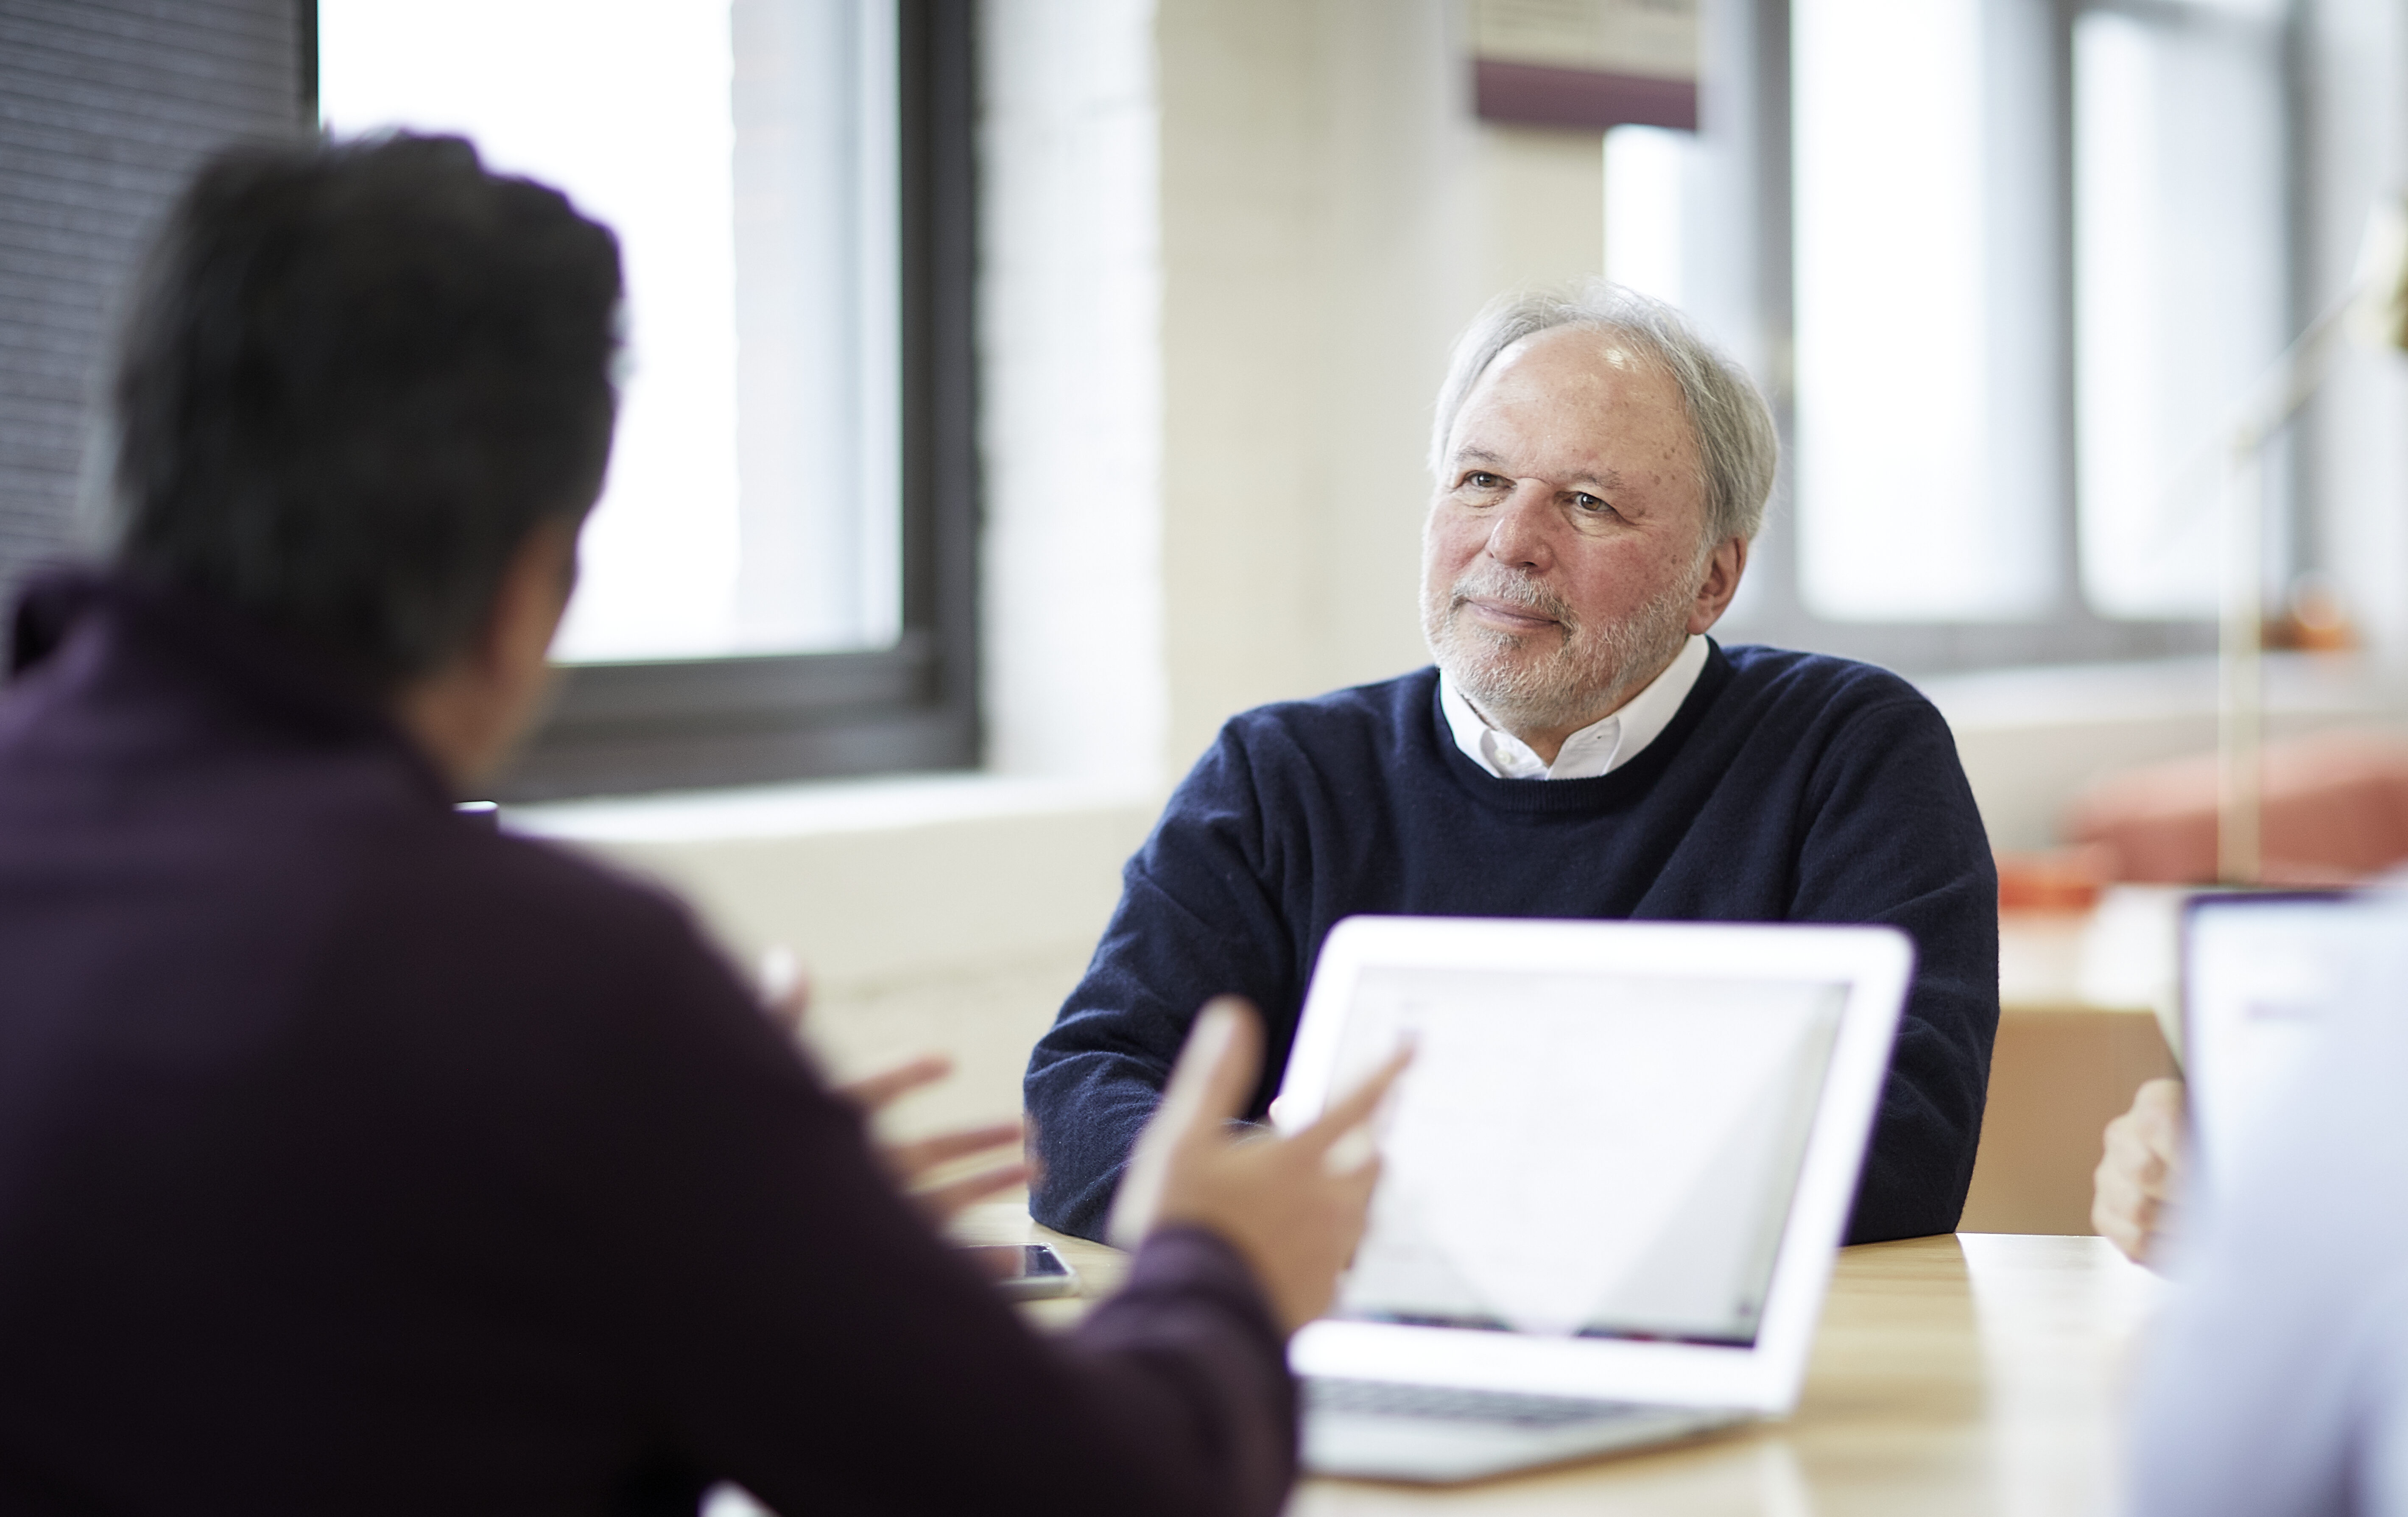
[1025,284,1999,1246]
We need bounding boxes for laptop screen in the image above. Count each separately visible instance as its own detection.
[1324,967,1847,1348]
[2181,890,2370,1184]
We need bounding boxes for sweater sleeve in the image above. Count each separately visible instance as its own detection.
[1789,694,2000,1242]
[589,919,1298,1517]
[1024,728,1299,1241]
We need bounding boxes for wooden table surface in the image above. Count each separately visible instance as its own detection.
[954,1206,2166,1515]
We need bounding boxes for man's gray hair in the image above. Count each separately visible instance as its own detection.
[1427,281,1779,546]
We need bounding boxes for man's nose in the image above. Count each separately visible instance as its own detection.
[1483,482,1556,570]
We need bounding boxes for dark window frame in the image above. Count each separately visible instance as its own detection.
[493,0,981,801]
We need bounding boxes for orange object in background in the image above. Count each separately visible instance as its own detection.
[2065,729,2408,885]
[2263,573,2358,653]
[1995,845,2114,912]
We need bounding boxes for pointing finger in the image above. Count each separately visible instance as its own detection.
[1106,998,1265,1249]
[1297,1043,1413,1155]
[1157,998,1266,1145]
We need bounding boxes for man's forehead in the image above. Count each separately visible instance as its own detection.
[1450,329,1689,455]
[1491,326,1671,394]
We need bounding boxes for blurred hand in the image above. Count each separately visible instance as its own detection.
[1108,996,1411,1335]
[2093,1077,2186,1266]
[763,952,1028,1224]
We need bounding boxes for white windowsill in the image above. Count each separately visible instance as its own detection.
[1912,650,2408,731]
[504,770,1164,846]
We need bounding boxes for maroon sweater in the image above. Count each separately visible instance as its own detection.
[0,572,1294,1517]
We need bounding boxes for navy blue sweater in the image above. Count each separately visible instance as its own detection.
[1025,643,1999,1246]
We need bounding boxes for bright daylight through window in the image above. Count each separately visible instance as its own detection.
[1791,0,2059,623]
[1640,0,2293,634]
[318,0,902,663]
[2074,2,2289,620]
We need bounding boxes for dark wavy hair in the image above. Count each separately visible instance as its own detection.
[108,132,622,686]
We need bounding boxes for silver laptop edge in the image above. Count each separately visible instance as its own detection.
[1275,916,1914,1484]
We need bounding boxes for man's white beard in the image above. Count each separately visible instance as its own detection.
[1423,563,1695,738]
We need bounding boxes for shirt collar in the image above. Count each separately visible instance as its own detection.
[1437,633,1710,781]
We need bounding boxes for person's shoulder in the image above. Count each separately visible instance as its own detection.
[349,808,720,985]
[1714,641,1939,721]
[1217,667,1439,751]
[1162,668,1440,812]
[325,811,777,1087]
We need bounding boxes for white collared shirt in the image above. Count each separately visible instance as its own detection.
[1438,634,1709,780]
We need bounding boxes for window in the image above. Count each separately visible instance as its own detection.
[1607,0,2301,670]
[2073,1,2291,619]
[317,0,978,796]
[1791,0,2057,623]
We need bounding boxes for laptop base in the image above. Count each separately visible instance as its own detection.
[1301,1378,1748,1484]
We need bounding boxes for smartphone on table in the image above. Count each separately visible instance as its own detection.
[961,1243,1078,1301]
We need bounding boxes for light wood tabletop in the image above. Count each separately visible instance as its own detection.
[953,1206,2166,1515]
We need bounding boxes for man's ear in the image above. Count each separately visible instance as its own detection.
[1687,535,1748,634]
[392,517,582,792]
[483,517,579,680]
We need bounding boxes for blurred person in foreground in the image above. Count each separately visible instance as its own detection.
[2125,894,2408,1515]
[1024,284,2000,1249]
[0,134,1402,1517]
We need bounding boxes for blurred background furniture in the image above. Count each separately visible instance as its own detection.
[1970,729,2408,1235]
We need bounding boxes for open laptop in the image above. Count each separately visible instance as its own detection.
[2179,890,2376,1191]
[1268,915,1914,1484]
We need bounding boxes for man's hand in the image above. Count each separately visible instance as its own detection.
[1107,996,1411,1335]
[763,953,1028,1224]
[836,1054,1030,1221]
[2093,1077,2186,1266]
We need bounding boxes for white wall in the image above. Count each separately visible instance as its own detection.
[1152,0,1605,770]
[978,0,1612,781]
[978,0,1167,787]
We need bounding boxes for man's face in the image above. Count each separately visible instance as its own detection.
[1420,326,1730,741]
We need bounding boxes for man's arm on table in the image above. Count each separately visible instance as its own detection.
[589,931,1336,1517]
[1790,694,2000,1243]
[1025,730,1295,1241]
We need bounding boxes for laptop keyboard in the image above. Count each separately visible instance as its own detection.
[1307,1378,1644,1428]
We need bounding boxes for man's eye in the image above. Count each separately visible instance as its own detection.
[1463,471,1504,490]
[1572,493,1611,513]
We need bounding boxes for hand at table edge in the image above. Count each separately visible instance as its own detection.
[2093,1076,2186,1267]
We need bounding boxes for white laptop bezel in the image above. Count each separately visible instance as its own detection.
[1273,915,1913,1414]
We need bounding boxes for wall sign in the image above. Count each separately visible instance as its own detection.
[1470,0,1699,132]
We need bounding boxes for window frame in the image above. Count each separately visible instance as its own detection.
[492,0,980,801]
[1720,0,2302,674]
